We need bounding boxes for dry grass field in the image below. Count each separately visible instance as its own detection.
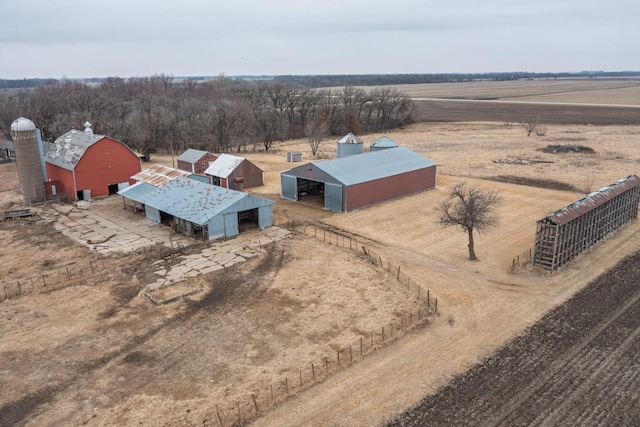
[1,79,640,426]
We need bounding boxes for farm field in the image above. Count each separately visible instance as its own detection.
[349,78,640,125]
[1,115,640,426]
[391,249,640,426]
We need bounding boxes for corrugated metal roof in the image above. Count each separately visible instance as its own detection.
[545,174,640,225]
[306,146,436,186]
[370,136,399,148]
[204,153,244,178]
[337,133,363,145]
[117,181,157,201]
[45,129,104,170]
[177,148,210,164]
[131,164,191,187]
[136,176,273,225]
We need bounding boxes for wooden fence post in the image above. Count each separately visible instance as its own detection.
[312,363,315,380]
[252,394,259,413]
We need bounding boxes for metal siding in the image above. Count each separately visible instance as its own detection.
[345,166,436,211]
[207,215,226,240]
[281,174,298,200]
[324,183,343,212]
[280,164,342,186]
[223,212,239,237]
[258,205,273,228]
[145,206,161,223]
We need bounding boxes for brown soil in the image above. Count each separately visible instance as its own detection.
[391,249,640,426]
[1,121,639,427]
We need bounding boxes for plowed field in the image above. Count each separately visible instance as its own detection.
[391,249,640,426]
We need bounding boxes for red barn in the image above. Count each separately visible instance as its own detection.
[45,123,141,200]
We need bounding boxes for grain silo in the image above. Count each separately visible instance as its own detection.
[336,133,364,158]
[10,117,46,204]
[370,136,399,151]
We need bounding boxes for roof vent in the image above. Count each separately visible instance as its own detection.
[84,121,93,135]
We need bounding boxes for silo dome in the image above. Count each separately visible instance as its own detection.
[11,117,37,133]
[370,136,399,151]
[336,133,364,158]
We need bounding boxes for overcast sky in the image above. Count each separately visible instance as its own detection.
[1,0,638,79]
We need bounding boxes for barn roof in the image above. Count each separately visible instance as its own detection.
[126,176,273,225]
[45,129,103,170]
[177,148,211,164]
[117,181,157,201]
[544,174,640,225]
[204,153,245,178]
[284,146,436,186]
[131,164,191,187]
[45,129,136,170]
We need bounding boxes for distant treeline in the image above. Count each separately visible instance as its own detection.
[0,75,413,156]
[3,71,639,90]
[274,71,640,88]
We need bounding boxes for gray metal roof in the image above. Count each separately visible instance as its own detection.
[127,176,273,225]
[177,148,211,164]
[45,129,104,170]
[544,174,640,225]
[204,153,245,178]
[117,181,157,201]
[370,136,399,148]
[287,146,436,186]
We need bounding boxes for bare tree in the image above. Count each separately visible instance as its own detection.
[520,115,540,137]
[436,183,501,260]
[305,117,329,157]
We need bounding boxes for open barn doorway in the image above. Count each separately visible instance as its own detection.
[296,178,325,207]
[238,208,259,232]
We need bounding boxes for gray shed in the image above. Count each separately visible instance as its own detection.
[118,176,273,240]
[281,146,436,212]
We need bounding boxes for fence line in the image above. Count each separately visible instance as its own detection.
[0,241,187,302]
[293,223,437,312]
[207,300,433,427]
[194,222,441,427]
[511,247,533,270]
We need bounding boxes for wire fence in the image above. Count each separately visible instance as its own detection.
[2,221,440,427]
[187,222,440,427]
[0,242,188,302]
[511,247,533,271]
[209,303,433,426]
[291,223,437,310]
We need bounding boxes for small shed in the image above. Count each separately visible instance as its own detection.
[287,152,303,162]
[204,154,264,190]
[281,146,437,212]
[45,123,141,200]
[0,141,15,160]
[177,149,218,175]
[370,136,399,151]
[118,176,273,240]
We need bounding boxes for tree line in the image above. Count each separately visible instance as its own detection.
[0,75,414,157]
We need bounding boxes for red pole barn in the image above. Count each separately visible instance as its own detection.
[45,123,141,200]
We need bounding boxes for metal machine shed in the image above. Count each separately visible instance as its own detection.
[533,174,640,270]
[280,146,437,212]
[118,176,274,240]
